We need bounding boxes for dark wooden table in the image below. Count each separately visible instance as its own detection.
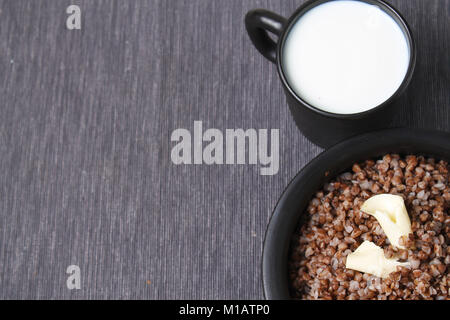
[0,0,448,299]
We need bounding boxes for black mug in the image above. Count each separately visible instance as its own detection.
[245,0,416,148]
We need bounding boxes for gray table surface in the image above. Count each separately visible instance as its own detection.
[0,0,449,299]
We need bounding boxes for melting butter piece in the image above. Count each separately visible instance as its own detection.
[361,194,412,249]
[346,241,409,278]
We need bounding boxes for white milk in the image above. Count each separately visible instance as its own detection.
[282,0,410,114]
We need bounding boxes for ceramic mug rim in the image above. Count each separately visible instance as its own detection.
[276,0,417,120]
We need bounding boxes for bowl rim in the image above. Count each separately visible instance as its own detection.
[262,128,450,300]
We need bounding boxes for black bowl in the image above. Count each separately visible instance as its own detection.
[262,128,450,299]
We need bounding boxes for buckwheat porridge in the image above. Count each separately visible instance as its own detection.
[289,154,449,300]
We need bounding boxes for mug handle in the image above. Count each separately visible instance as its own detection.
[245,9,287,63]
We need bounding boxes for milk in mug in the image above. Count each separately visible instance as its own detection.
[282,0,410,114]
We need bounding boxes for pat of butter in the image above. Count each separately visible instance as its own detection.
[346,241,409,278]
[361,194,412,249]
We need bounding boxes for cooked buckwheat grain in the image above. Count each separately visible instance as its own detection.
[289,154,449,300]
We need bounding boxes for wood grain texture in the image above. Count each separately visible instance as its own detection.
[0,0,448,299]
